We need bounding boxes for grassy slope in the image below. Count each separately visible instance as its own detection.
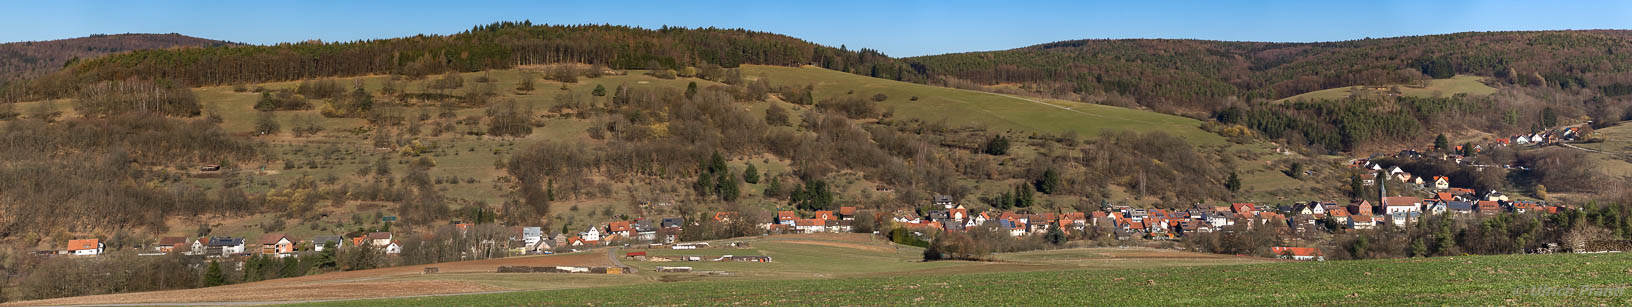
[6,65,1335,246]
[1277,75,1497,103]
[1561,124,1632,180]
[741,65,1349,202]
[741,65,1225,145]
[300,252,1632,306]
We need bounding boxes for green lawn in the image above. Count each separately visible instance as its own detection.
[296,252,1632,306]
[742,65,1224,145]
[1278,75,1497,103]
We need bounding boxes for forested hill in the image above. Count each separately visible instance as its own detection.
[0,21,909,102]
[902,30,1632,112]
[0,33,235,84]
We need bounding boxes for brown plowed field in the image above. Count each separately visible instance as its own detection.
[7,251,613,306]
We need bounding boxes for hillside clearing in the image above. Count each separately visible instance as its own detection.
[741,65,1225,145]
[1277,75,1497,103]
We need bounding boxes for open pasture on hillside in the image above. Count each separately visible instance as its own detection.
[740,65,1225,145]
[1277,75,1497,103]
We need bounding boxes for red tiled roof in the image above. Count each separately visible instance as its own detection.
[258,233,289,245]
[838,206,858,216]
[795,219,827,227]
[1436,192,1455,202]
[1231,203,1257,213]
[1382,197,1421,207]
[67,239,100,251]
[813,210,836,220]
[1272,247,1323,257]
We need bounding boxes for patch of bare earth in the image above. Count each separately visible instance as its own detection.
[7,252,612,306]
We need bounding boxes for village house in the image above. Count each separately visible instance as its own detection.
[827,219,854,233]
[998,219,1027,237]
[1432,176,1450,190]
[838,206,858,220]
[526,236,555,254]
[520,227,545,247]
[156,237,188,253]
[1272,247,1325,261]
[258,233,295,255]
[195,237,245,257]
[607,221,633,237]
[777,211,799,226]
[367,232,394,247]
[67,238,104,256]
[934,194,956,208]
[1327,208,1351,224]
[1445,201,1475,215]
[1381,197,1423,214]
[1349,215,1377,230]
[1475,201,1504,215]
[813,210,836,221]
[579,227,602,242]
[1423,201,1447,215]
[892,210,922,224]
[661,217,686,229]
[794,219,828,233]
[1349,200,1374,216]
[1387,211,1420,226]
[311,235,345,252]
[632,220,658,242]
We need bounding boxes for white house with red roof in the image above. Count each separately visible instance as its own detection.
[1272,247,1324,261]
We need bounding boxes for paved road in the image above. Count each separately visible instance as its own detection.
[607,246,631,271]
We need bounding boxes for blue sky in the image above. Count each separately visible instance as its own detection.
[3,0,1631,57]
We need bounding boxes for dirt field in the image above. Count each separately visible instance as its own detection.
[6,252,615,306]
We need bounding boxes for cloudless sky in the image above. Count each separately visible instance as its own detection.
[3,0,1631,57]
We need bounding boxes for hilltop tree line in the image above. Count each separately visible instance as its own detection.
[900,31,1632,114]
[1,21,908,103]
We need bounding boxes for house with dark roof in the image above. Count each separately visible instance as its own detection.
[1446,201,1475,214]
[311,235,345,252]
[194,237,245,257]
[661,217,686,229]
[934,195,955,208]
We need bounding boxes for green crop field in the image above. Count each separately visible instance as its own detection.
[296,252,1632,306]
[1278,75,1497,103]
[741,65,1225,145]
